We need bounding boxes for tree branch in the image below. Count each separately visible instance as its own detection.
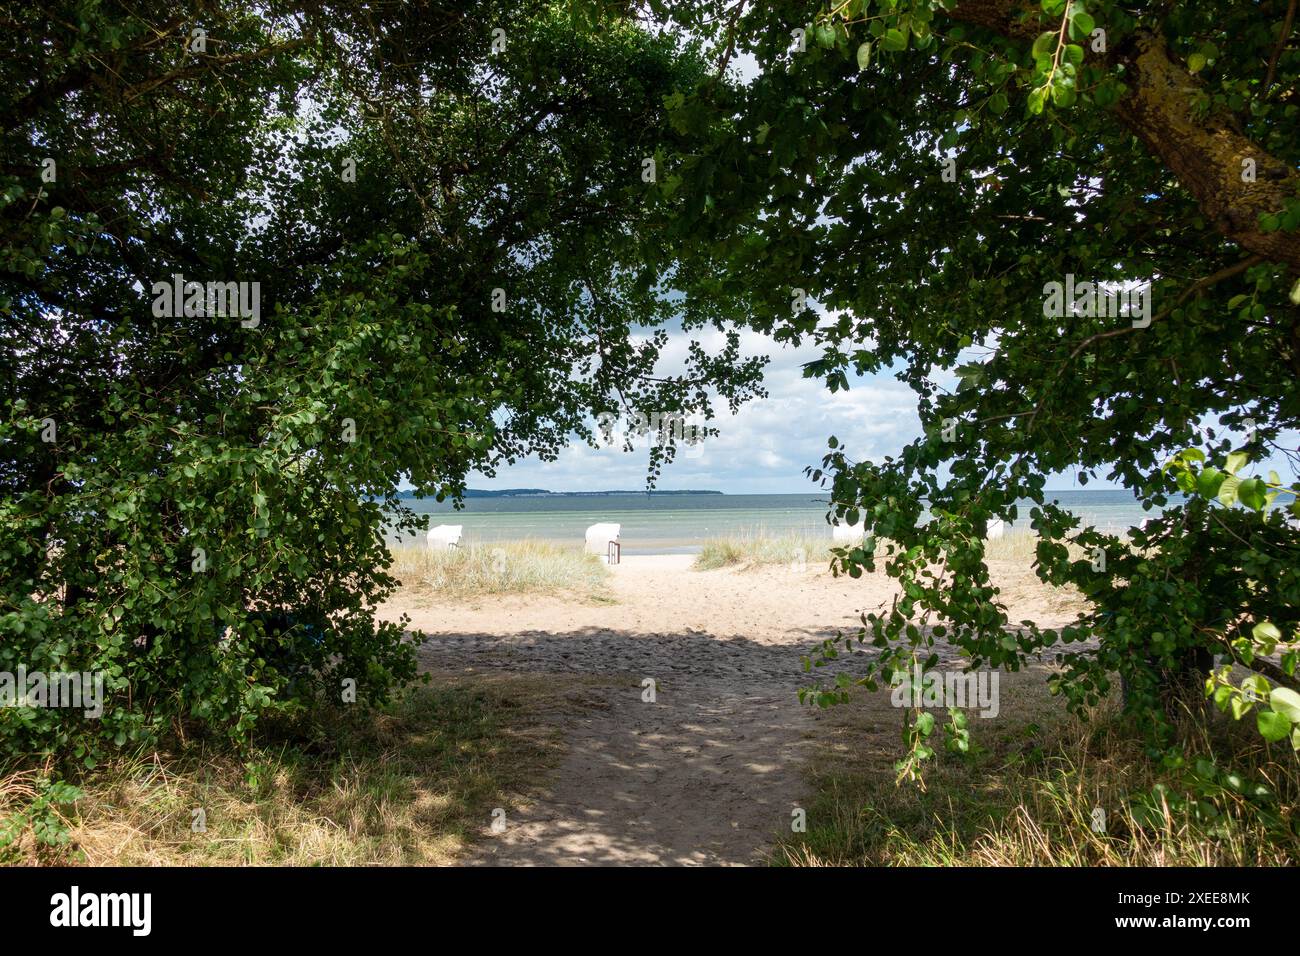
[1025,254,1263,433]
[1265,0,1297,93]
[950,2,1300,272]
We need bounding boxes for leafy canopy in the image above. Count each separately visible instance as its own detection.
[647,0,1300,771]
[0,0,764,762]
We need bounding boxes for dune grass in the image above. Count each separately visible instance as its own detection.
[694,532,845,570]
[981,529,1041,563]
[0,672,613,866]
[695,529,1051,572]
[773,671,1299,867]
[389,539,610,601]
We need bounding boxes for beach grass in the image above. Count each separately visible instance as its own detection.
[389,540,610,600]
[773,671,1299,867]
[694,532,845,570]
[981,529,1041,563]
[0,672,614,866]
[694,530,1045,571]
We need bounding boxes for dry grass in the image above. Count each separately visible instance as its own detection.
[982,529,1043,563]
[696,530,1054,572]
[694,532,854,570]
[1,671,613,866]
[983,528,1105,563]
[982,532,1091,621]
[774,668,1299,867]
[389,540,610,602]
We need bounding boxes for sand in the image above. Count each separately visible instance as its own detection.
[380,554,1081,866]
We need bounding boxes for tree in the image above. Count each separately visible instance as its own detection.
[650,0,1299,769]
[0,0,765,762]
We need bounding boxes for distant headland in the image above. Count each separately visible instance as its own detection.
[397,488,724,499]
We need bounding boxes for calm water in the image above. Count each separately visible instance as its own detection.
[390,490,1165,555]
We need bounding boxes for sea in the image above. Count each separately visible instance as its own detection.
[389,490,1168,556]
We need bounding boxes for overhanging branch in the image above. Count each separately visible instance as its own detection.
[950,2,1300,272]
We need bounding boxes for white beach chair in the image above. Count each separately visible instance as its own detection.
[426,524,463,551]
[986,518,1005,540]
[585,522,621,564]
[832,521,865,543]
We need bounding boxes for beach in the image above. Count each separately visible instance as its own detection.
[392,490,1168,553]
[381,549,1086,864]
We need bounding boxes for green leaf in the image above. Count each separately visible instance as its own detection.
[1224,451,1248,475]
[1243,675,1271,700]
[1051,79,1076,107]
[856,42,872,70]
[881,28,908,52]
[1187,52,1206,73]
[1216,474,1240,506]
[1195,466,1225,498]
[1253,620,1282,644]
[1031,32,1056,60]
[1257,709,1291,742]
[1237,477,1266,511]
[1268,687,1300,723]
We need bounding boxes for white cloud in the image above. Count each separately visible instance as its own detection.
[471,319,1300,495]
[472,323,919,493]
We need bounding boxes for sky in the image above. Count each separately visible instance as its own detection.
[469,322,920,495]
[466,317,1298,496]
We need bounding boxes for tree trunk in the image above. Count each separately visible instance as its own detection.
[951,3,1300,272]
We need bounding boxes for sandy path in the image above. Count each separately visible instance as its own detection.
[381,556,1077,866]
